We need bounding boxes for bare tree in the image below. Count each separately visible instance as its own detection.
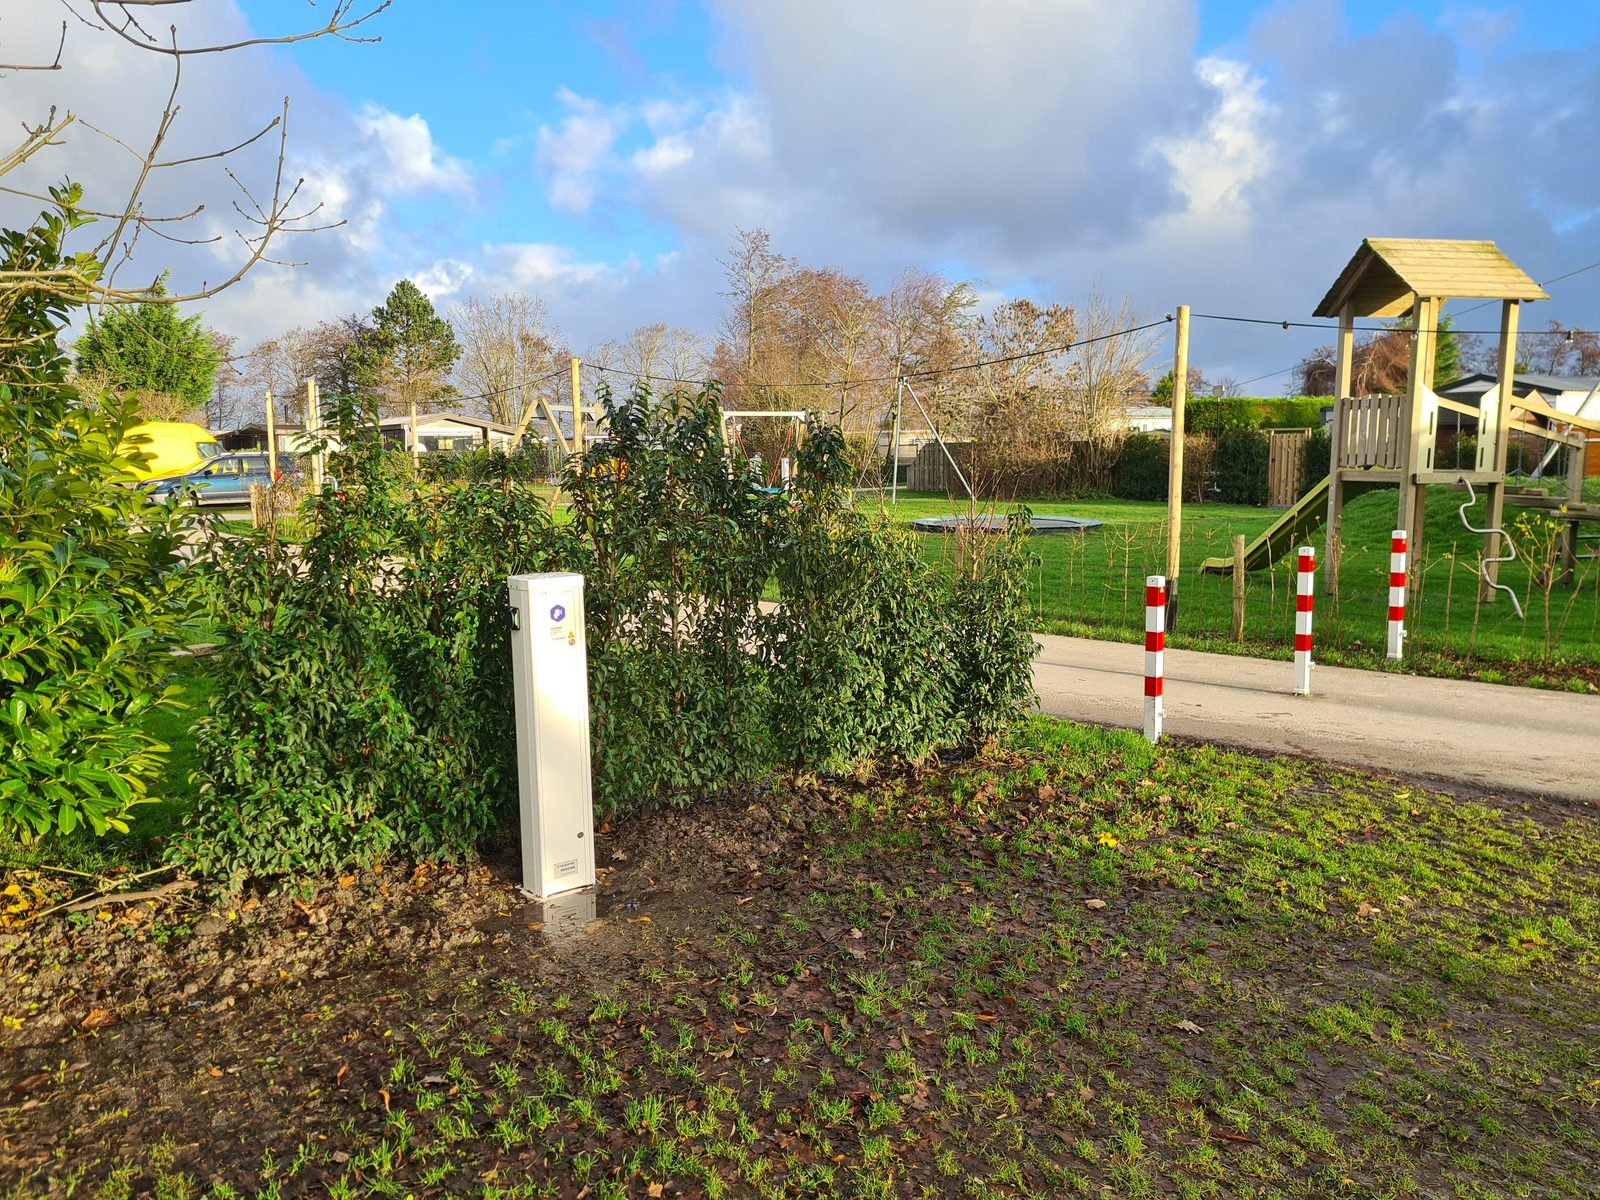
[0,0,388,346]
[716,227,795,409]
[1063,286,1158,491]
[1525,320,1600,377]
[451,292,566,426]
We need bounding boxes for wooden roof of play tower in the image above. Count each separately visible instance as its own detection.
[1313,238,1547,319]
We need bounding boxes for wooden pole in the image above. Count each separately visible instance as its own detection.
[264,387,278,483]
[1231,534,1247,643]
[891,376,903,505]
[1482,300,1520,597]
[305,378,323,490]
[1166,305,1190,630]
[570,357,583,460]
[1397,295,1436,592]
[1324,302,1354,592]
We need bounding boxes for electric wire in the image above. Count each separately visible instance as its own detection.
[584,317,1174,392]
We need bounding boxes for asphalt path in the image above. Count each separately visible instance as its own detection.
[1032,633,1600,803]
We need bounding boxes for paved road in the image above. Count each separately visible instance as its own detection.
[1032,634,1600,803]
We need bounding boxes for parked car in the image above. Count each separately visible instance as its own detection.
[145,453,297,507]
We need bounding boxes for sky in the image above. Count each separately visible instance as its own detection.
[3,0,1598,393]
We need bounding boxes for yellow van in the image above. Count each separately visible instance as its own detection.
[121,420,223,480]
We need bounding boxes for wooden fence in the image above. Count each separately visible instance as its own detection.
[1266,429,1312,507]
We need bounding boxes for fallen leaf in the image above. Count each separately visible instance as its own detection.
[336,1063,349,1087]
[647,1186,664,1199]
[379,1088,391,1111]
[733,1023,749,1034]
[1085,899,1107,910]
[1175,1019,1204,1035]
[337,876,355,890]
[206,1066,224,1078]
[1356,901,1380,918]
[849,927,864,939]
[81,1009,114,1029]
[611,850,629,862]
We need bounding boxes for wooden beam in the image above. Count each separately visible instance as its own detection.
[1397,296,1435,589]
[1166,305,1189,627]
[1482,300,1519,596]
[1324,302,1354,591]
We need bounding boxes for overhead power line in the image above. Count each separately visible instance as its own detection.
[585,317,1174,393]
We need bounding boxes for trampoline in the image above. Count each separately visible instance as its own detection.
[909,514,1104,535]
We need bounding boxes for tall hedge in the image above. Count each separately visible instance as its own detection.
[1185,397,1330,434]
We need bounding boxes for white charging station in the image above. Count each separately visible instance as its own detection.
[508,572,596,899]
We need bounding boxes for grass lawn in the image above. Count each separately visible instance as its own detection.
[876,487,1600,687]
[5,716,1598,1198]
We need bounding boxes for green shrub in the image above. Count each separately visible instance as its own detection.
[1185,397,1328,434]
[1111,433,1167,500]
[0,187,201,842]
[1214,427,1269,505]
[566,387,781,807]
[184,386,1038,881]
[182,398,572,883]
[1300,426,1332,497]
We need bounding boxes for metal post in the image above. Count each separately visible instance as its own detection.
[1144,575,1166,744]
[1293,545,1315,695]
[903,379,974,502]
[1387,530,1408,661]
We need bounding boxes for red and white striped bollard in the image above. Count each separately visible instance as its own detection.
[1144,575,1165,743]
[1293,544,1314,695]
[1387,529,1407,661]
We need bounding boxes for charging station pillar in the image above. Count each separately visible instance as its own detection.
[508,572,596,899]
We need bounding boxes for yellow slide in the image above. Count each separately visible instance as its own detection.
[1199,476,1375,575]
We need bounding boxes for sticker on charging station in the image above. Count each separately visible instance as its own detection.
[549,599,576,643]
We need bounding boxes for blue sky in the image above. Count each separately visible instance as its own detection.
[10,1,1599,387]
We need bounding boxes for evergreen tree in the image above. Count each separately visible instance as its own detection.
[354,280,462,427]
[72,282,224,420]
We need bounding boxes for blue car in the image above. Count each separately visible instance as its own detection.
[145,453,295,508]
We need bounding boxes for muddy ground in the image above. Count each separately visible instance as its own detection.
[3,735,1598,1198]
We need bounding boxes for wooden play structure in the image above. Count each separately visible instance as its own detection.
[1203,239,1600,599]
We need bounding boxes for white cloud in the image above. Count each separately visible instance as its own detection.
[536,88,630,213]
[414,258,476,299]
[495,243,614,289]
[354,105,474,196]
[631,134,694,176]
[1158,58,1273,223]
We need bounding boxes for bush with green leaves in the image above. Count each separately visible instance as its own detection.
[1300,425,1332,497]
[182,396,573,883]
[563,388,782,805]
[1111,433,1167,500]
[186,386,1037,881]
[1213,426,1269,505]
[0,187,201,842]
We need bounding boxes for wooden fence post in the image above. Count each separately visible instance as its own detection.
[1231,534,1246,643]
